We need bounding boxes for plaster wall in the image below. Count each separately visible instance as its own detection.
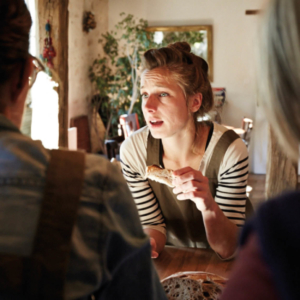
[69,0,108,120]
[109,0,267,173]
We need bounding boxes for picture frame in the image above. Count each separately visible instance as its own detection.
[146,25,213,81]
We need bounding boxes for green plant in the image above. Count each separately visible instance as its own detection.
[89,13,155,137]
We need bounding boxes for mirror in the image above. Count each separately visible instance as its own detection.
[146,25,213,81]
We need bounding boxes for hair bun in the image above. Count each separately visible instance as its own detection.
[168,41,191,53]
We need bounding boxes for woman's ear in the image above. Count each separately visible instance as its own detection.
[189,93,202,113]
[6,57,33,129]
[10,56,33,104]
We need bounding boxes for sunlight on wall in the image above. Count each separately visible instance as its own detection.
[30,72,59,149]
[26,0,38,56]
[25,0,59,149]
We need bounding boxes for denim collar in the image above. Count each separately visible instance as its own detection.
[0,114,21,134]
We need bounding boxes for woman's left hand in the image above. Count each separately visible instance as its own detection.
[172,167,215,212]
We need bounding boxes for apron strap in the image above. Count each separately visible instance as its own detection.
[0,149,85,300]
[206,130,253,218]
[146,131,161,167]
[206,130,239,198]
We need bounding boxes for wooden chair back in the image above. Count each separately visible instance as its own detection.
[119,113,140,139]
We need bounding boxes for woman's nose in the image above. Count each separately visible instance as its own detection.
[144,94,158,112]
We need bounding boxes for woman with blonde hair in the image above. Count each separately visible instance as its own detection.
[221,0,300,299]
[120,42,249,260]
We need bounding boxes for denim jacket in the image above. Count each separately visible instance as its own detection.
[0,115,167,300]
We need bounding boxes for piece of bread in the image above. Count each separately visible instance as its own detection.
[161,272,225,300]
[162,277,204,300]
[146,165,175,187]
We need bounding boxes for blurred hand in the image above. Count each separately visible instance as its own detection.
[144,228,166,259]
[172,167,214,212]
[150,237,159,259]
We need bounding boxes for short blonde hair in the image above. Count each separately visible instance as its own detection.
[258,0,300,161]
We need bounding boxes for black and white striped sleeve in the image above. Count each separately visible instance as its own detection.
[215,138,249,227]
[120,136,166,236]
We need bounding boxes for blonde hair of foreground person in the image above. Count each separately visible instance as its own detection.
[258,0,300,161]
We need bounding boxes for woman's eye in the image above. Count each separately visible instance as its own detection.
[160,93,168,97]
[141,93,148,99]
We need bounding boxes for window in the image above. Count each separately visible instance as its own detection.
[22,0,59,149]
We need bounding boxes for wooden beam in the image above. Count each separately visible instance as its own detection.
[57,0,69,148]
[38,0,69,148]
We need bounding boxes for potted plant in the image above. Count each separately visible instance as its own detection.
[89,13,155,137]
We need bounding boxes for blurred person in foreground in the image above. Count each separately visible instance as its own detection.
[221,0,300,299]
[0,1,167,299]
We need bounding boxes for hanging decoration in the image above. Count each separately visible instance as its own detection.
[83,11,97,33]
[41,0,56,69]
[42,20,56,68]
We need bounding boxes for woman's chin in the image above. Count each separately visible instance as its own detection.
[149,128,166,139]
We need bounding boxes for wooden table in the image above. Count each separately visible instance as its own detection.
[153,246,234,280]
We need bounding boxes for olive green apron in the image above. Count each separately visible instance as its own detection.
[146,129,249,248]
[0,149,85,300]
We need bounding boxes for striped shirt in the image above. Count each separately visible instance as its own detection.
[120,123,249,236]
